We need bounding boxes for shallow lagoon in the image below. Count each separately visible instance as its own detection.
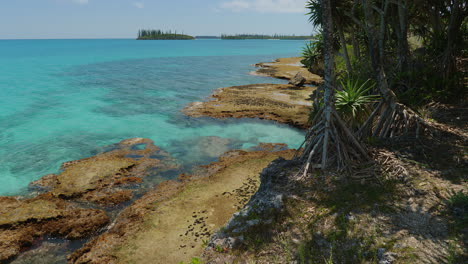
[0,39,307,195]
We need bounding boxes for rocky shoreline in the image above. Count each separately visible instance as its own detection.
[252,57,322,85]
[183,83,314,129]
[1,57,315,263]
[184,57,319,129]
[0,138,180,263]
[69,145,295,264]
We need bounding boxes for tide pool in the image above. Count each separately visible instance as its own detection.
[0,39,308,196]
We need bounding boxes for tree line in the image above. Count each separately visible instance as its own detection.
[221,34,313,40]
[137,29,194,40]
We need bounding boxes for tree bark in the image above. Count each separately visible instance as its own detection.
[337,22,352,73]
[442,0,464,80]
[396,0,410,73]
[362,0,394,101]
[320,0,335,169]
[350,29,361,60]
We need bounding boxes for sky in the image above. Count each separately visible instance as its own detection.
[0,0,314,39]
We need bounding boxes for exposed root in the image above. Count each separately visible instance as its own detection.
[371,148,409,181]
[359,99,428,139]
[296,105,371,179]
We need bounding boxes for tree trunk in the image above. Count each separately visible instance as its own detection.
[396,0,410,73]
[350,29,360,60]
[442,0,464,80]
[337,22,352,73]
[298,0,371,175]
[362,0,393,101]
[358,0,426,139]
[320,0,335,169]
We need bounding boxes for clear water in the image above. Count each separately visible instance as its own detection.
[0,39,307,196]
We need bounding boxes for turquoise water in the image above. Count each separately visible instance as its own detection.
[0,39,307,196]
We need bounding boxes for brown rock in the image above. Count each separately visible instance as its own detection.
[9,241,69,264]
[0,229,35,261]
[252,57,322,85]
[183,84,314,129]
[68,146,295,264]
[288,72,306,87]
[31,138,179,206]
[29,174,58,190]
[68,180,184,264]
[81,190,133,205]
[0,196,109,262]
[1,138,181,262]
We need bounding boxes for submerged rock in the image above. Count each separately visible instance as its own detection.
[1,138,180,262]
[9,241,69,264]
[31,138,179,205]
[0,195,109,262]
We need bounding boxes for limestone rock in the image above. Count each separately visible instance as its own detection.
[31,138,180,205]
[0,196,109,262]
[253,57,323,85]
[288,72,306,87]
[183,83,315,129]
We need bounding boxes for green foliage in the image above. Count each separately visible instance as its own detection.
[306,0,322,28]
[137,29,194,40]
[393,64,466,107]
[220,34,312,40]
[301,40,323,70]
[447,191,468,226]
[201,239,209,247]
[297,243,309,264]
[323,247,334,264]
[335,77,379,129]
[178,257,202,264]
[448,191,468,209]
[301,32,340,73]
[214,245,226,253]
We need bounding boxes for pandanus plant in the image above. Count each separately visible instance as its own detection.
[335,78,379,130]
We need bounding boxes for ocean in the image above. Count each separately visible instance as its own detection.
[0,39,307,196]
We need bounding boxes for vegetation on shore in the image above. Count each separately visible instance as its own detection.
[201,0,467,263]
[137,29,194,40]
[221,34,313,40]
[195,36,221,39]
[299,0,467,173]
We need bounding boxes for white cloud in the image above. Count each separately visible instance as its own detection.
[133,2,144,9]
[220,0,305,13]
[72,0,89,4]
[221,1,251,11]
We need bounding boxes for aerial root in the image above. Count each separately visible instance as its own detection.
[296,107,370,180]
[359,99,428,139]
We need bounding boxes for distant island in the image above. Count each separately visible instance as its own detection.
[137,29,194,40]
[195,36,221,39]
[221,34,313,40]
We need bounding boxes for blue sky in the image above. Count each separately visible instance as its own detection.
[0,0,314,39]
